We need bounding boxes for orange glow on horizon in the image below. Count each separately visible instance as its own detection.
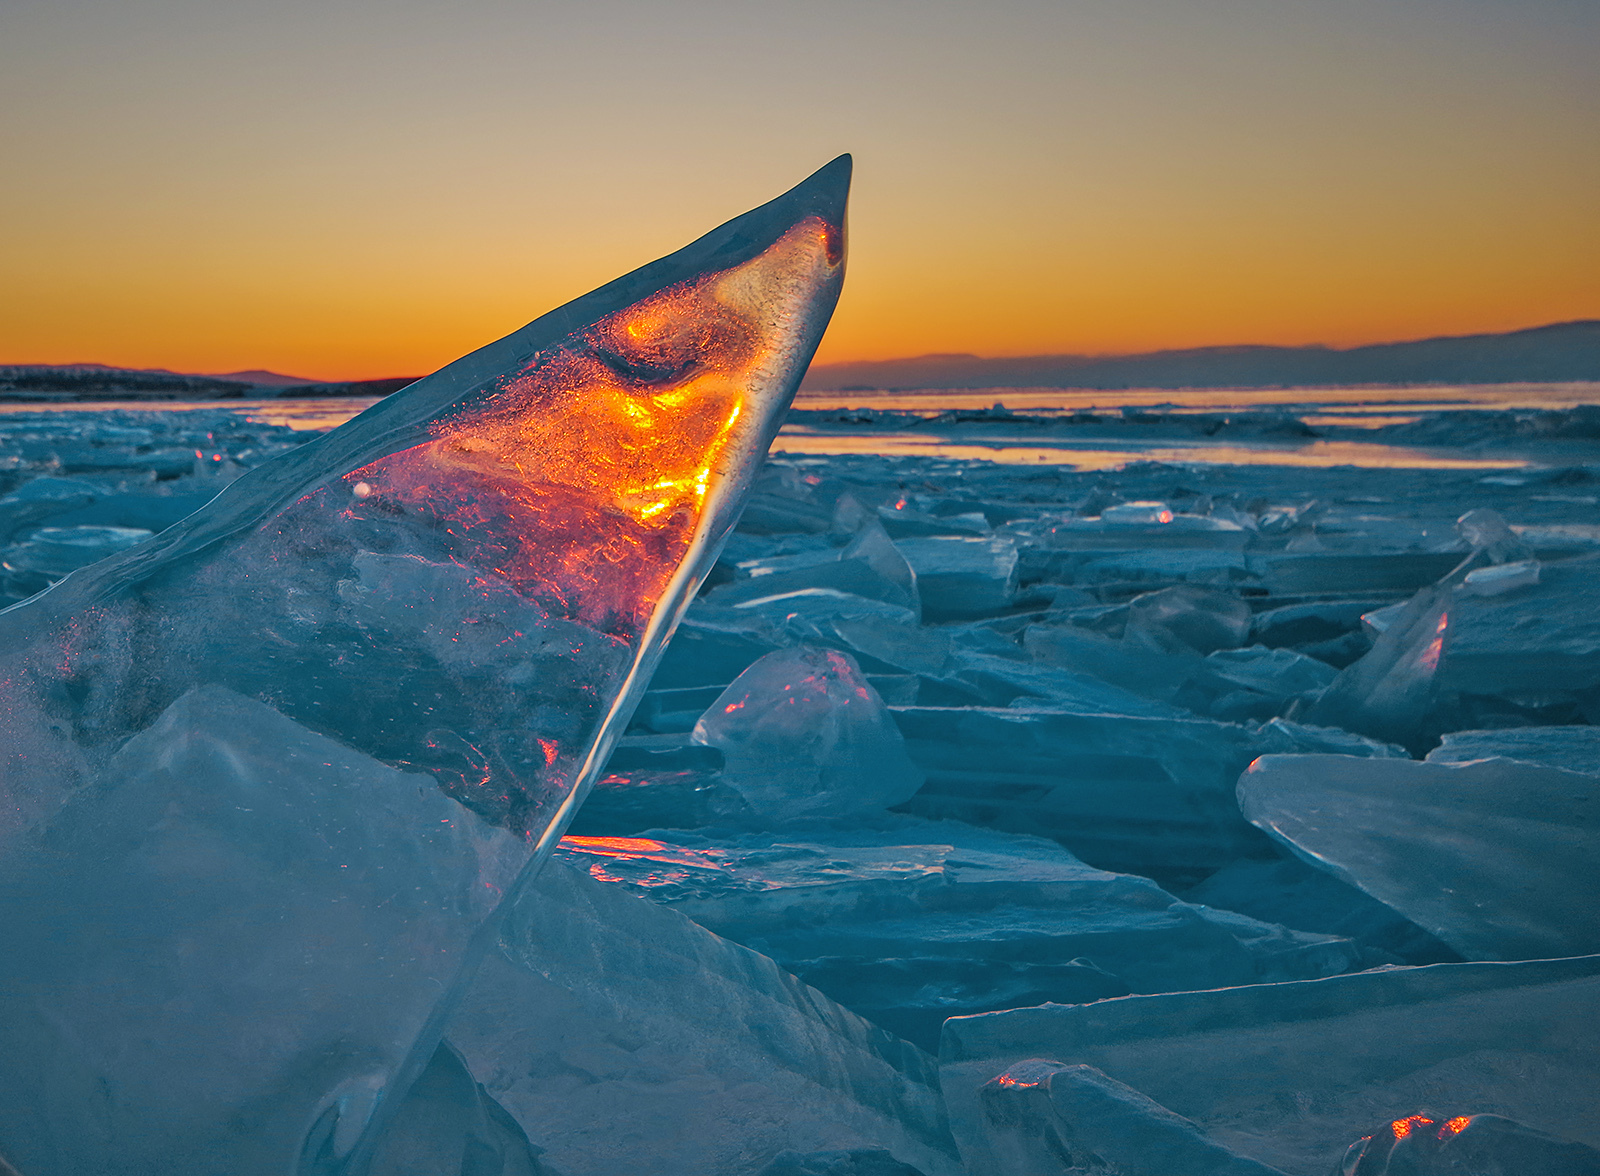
[3,174,1592,381]
[2,1,1595,381]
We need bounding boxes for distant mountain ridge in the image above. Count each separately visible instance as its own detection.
[802,320,1600,391]
[207,369,318,386]
[6,321,1597,402]
[0,364,417,402]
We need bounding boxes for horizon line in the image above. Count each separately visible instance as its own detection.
[2,316,1596,386]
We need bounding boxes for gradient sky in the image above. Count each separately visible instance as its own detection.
[2,0,1596,380]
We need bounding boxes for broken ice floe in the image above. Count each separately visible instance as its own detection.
[940,955,1600,1176]
[1239,752,1600,960]
[1334,1112,1600,1176]
[447,851,961,1176]
[692,646,925,822]
[970,1059,1289,1176]
[554,819,1359,1052]
[1310,524,1600,750]
[1426,723,1600,774]
[0,686,525,1176]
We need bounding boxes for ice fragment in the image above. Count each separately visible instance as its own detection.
[693,646,924,822]
[367,1041,553,1176]
[1124,584,1252,655]
[894,536,1018,620]
[1461,557,1539,596]
[556,820,1357,1053]
[1335,1112,1600,1176]
[1426,724,1600,775]
[445,854,963,1176]
[967,1060,1290,1176]
[1239,753,1600,959]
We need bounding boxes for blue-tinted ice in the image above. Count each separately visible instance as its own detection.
[0,157,850,1174]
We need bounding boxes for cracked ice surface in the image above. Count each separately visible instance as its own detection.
[4,313,1600,1168]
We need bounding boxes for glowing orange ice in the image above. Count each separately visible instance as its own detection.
[1392,1115,1435,1139]
[343,216,843,642]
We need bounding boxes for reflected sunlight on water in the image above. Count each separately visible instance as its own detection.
[793,381,1600,422]
[771,431,1530,470]
[6,380,1596,470]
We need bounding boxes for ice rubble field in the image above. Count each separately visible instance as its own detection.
[4,404,1600,1176]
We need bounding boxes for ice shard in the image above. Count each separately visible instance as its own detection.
[0,156,850,1175]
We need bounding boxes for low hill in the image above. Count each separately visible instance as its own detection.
[0,365,417,402]
[802,320,1600,391]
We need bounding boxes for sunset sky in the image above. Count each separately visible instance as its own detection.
[2,0,1596,381]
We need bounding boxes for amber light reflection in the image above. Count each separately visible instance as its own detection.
[558,834,731,887]
[1388,1115,1473,1141]
[343,216,841,639]
[561,835,673,856]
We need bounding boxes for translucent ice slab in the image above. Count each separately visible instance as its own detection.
[1336,1112,1600,1176]
[692,645,925,823]
[554,821,1359,1053]
[941,956,1600,1176]
[969,1060,1290,1176]
[447,851,963,1176]
[1239,752,1600,960]
[0,157,850,1175]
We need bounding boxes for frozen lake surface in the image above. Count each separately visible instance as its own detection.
[8,378,1600,471]
[2,385,1598,1175]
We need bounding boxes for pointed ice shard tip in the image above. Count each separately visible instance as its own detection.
[423,150,852,421]
[595,152,852,305]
